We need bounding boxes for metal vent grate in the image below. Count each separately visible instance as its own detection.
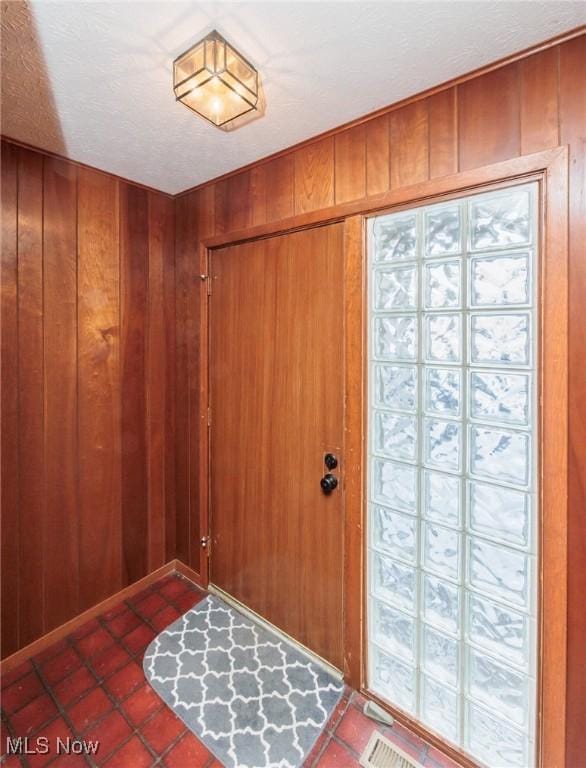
[359,731,424,768]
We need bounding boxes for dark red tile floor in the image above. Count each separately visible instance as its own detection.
[1,573,459,768]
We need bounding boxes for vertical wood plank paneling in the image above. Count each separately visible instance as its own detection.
[520,48,559,155]
[43,157,79,631]
[227,171,252,232]
[1,142,19,657]
[120,183,148,585]
[458,63,521,170]
[174,192,196,565]
[559,35,586,768]
[250,165,267,227]
[214,179,229,235]
[335,124,366,204]
[77,168,122,610]
[365,114,389,196]
[164,199,177,563]
[17,149,44,646]
[428,87,458,178]
[265,155,295,222]
[389,101,429,188]
[294,137,334,214]
[189,186,215,573]
[146,192,168,570]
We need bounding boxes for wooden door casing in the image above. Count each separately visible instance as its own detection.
[209,224,345,669]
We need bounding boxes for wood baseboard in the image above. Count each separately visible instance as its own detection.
[173,559,205,587]
[0,560,186,675]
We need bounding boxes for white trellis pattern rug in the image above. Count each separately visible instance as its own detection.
[143,595,343,768]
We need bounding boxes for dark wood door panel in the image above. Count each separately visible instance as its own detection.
[210,223,345,668]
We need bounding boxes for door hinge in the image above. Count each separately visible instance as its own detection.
[207,406,212,427]
[199,274,212,295]
[200,536,211,553]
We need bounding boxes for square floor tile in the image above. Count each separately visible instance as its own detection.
[134,593,167,619]
[172,591,203,614]
[67,687,113,733]
[162,732,212,768]
[151,607,180,633]
[316,738,360,767]
[27,716,74,768]
[121,684,163,726]
[104,662,145,702]
[122,625,156,657]
[335,705,381,755]
[69,618,101,642]
[10,693,58,737]
[75,629,115,660]
[101,603,128,623]
[103,736,154,768]
[1,671,45,714]
[33,639,69,666]
[85,710,132,765]
[1,661,33,690]
[158,578,190,601]
[53,666,97,708]
[41,647,82,686]
[141,706,185,755]
[91,645,130,679]
[105,610,141,639]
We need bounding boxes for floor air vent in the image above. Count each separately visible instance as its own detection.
[359,731,423,768]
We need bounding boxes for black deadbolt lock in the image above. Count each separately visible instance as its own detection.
[320,474,338,494]
[324,453,338,470]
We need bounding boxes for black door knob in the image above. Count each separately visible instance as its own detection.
[324,453,338,470]
[320,474,338,494]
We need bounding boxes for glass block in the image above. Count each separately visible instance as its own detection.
[423,470,461,528]
[466,701,528,768]
[374,266,418,311]
[424,418,461,472]
[470,253,530,306]
[470,313,530,366]
[374,364,417,413]
[470,371,530,426]
[423,573,461,635]
[425,367,461,417]
[425,314,461,363]
[470,425,530,487]
[425,205,461,257]
[422,624,459,687]
[373,459,417,513]
[469,481,530,547]
[423,522,461,582]
[370,645,416,713]
[468,538,530,609]
[371,598,415,661]
[374,316,417,361]
[468,592,530,669]
[371,553,417,613]
[468,648,528,727]
[374,213,417,262]
[470,188,531,251]
[422,674,460,742]
[372,505,417,563]
[424,260,461,308]
[374,411,417,462]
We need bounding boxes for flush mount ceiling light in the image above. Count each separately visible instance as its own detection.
[173,29,259,129]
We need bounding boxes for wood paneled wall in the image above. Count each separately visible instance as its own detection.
[0,141,176,657]
[173,35,586,765]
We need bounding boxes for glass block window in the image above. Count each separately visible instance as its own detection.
[367,184,538,767]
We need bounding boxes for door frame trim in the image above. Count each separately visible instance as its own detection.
[198,146,568,768]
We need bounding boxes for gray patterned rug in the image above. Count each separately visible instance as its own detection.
[143,594,344,767]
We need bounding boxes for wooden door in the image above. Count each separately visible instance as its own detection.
[209,223,345,669]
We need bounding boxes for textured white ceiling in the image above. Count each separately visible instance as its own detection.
[1,1,584,194]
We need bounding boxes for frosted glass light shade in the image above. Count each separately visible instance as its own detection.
[173,30,258,128]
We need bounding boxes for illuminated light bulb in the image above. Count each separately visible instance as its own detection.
[211,97,222,113]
